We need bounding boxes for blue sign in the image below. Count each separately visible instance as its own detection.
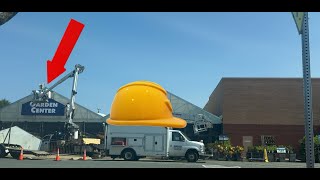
[21,99,65,116]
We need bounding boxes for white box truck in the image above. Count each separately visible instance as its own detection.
[105,125,207,162]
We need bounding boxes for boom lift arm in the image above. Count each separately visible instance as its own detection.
[32,64,85,140]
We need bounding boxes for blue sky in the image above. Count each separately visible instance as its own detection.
[1,12,320,114]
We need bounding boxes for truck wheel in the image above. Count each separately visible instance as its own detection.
[0,145,8,158]
[122,149,136,161]
[10,151,20,159]
[111,155,117,160]
[186,151,199,162]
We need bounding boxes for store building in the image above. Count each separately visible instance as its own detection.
[204,78,320,153]
[0,91,105,138]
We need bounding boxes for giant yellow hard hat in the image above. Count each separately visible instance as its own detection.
[107,81,187,128]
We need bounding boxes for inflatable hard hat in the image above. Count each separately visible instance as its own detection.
[107,81,187,128]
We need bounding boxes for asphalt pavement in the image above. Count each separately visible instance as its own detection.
[0,157,320,168]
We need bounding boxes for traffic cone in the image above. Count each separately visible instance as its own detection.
[55,148,61,161]
[83,148,87,161]
[18,148,23,160]
[263,148,269,162]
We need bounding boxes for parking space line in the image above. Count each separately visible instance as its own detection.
[202,165,241,168]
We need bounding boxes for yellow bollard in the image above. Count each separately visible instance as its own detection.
[263,148,269,162]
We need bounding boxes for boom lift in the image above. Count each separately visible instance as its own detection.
[32,64,85,140]
[33,64,105,157]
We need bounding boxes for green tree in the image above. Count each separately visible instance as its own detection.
[0,12,18,26]
[0,99,10,108]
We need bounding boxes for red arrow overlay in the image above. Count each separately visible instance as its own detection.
[47,19,85,83]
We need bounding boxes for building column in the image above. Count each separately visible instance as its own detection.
[24,121,28,131]
[83,121,86,135]
[40,122,44,137]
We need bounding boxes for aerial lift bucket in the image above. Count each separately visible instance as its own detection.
[193,120,208,134]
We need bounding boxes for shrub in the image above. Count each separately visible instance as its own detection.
[299,135,320,162]
[205,140,244,161]
[266,145,277,153]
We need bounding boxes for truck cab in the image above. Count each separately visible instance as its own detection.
[168,130,205,162]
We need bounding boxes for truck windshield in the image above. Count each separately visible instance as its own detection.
[180,131,190,141]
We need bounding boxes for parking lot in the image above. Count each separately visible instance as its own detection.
[1,157,319,168]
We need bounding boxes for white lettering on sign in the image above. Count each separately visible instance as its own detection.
[30,102,58,108]
[29,101,59,114]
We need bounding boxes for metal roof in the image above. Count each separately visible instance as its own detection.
[167,91,222,124]
[0,91,104,123]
